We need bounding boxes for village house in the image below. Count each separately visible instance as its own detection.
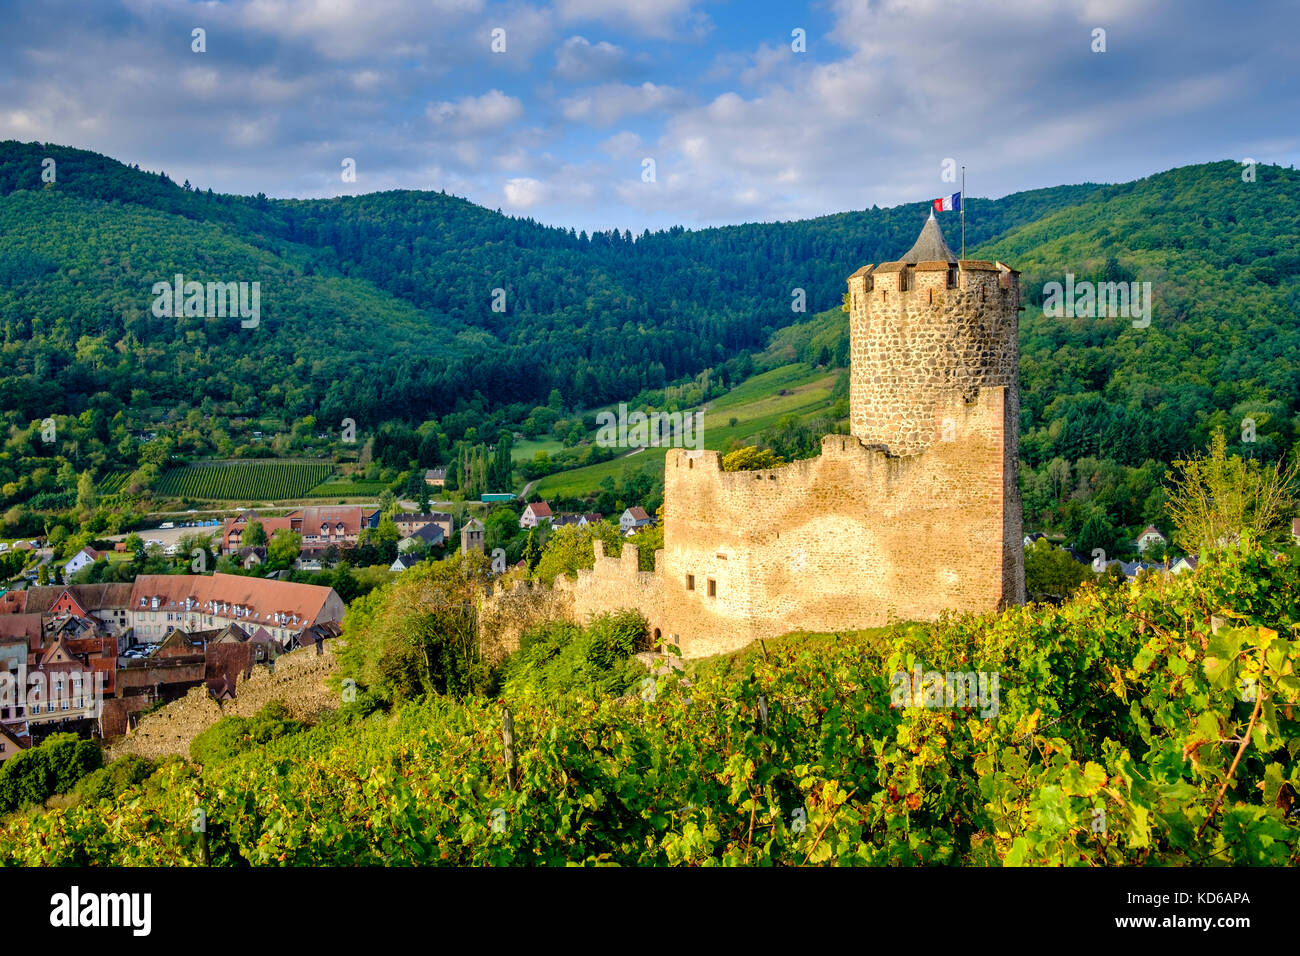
[221,506,379,556]
[619,507,652,535]
[1136,525,1168,552]
[63,546,100,578]
[394,512,453,540]
[397,523,445,553]
[235,545,266,569]
[424,467,447,488]
[1171,554,1199,575]
[391,554,421,573]
[520,501,553,529]
[0,611,117,734]
[553,513,603,529]
[0,723,29,763]
[0,576,339,737]
[13,584,134,638]
[128,573,344,647]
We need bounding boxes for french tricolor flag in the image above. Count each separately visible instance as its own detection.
[933,192,962,212]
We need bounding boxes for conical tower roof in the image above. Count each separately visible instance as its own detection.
[897,209,958,264]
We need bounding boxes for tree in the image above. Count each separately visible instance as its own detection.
[1165,429,1299,555]
[523,529,540,571]
[0,733,103,813]
[243,520,266,547]
[267,529,302,566]
[335,551,494,702]
[1024,539,1092,603]
[75,472,96,513]
[532,523,624,587]
[1075,513,1117,557]
[721,446,784,472]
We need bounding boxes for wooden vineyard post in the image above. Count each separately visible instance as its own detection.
[502,706,516,791]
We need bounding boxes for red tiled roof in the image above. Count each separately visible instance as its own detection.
[0,591,28,614]
[129,573,336,630]
[0,615,42,641]
[525,502,552,517]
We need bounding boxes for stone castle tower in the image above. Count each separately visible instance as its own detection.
[847,211,1020,456]
[487,214,1026,659]
[846,213,1024,609]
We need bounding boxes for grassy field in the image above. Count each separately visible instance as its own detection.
[511,437,564,463]
[532,362,842,499]
[153,460,333,501]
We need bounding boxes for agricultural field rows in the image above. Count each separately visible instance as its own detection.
[153,461,333,501]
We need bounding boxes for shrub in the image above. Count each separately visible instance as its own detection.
[74,754,158,803]
[189,701,306,765]
[503,609,648,701]
[0,733,103,813]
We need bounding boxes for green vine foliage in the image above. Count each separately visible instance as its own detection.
[2,541,1297,866]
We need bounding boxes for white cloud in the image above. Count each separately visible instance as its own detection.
[554,35,628,82]
[599,130,644,159]
[554,0,707,39]
[235,0,486,60]
[503,175,547,207]
[560,81,684,126]
[427,90,525,134]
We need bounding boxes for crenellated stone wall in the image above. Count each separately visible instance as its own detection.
[477,579,575,664]
[555,541,664,633]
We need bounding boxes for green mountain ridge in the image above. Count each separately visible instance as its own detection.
[2,142,1298,498]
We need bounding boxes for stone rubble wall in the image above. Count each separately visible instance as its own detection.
[105,645,340,762]
[477,581,575,665]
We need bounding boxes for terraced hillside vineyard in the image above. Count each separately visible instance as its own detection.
[4,542,1296,866]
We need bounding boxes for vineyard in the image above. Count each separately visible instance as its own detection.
[303,479,390,498]
[153,461,333,501]
[1,541,1297,866]
[96,471,128,495]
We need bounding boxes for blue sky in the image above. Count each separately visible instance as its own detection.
[1,0,1297,234]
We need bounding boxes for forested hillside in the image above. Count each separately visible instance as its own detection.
[2,142,1298,550]
[0,140,1100,426]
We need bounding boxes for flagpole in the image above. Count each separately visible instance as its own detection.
[960,165,966,260]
